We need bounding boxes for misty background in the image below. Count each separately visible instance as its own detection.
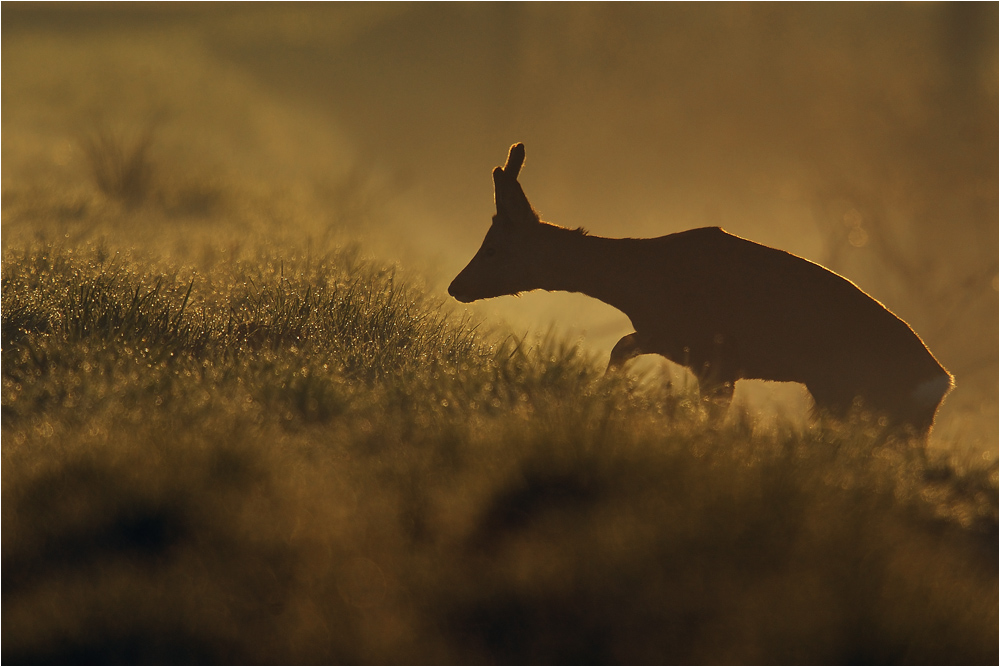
[3,3,997,448]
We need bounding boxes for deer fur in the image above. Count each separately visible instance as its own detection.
[449,143,953,435]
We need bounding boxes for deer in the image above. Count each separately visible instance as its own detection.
[448,143,953,436]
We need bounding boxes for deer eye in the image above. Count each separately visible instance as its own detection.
[484,247,497,258]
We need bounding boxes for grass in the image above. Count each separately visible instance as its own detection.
[80,127,156,207]
[1,11,995,660]
[2,238,997,664]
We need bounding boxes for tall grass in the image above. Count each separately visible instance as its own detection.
[80,127,156,207]
[2,241,996,664]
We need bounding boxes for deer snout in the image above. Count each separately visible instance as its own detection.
[447,277,474,303]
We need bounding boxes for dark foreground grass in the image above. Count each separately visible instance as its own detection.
[2,242,997,664]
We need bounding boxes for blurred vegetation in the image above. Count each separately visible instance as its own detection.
[2,4,997,664]
[2,236,997,664]
[80,126,155,207]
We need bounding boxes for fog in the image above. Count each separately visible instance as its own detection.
[3,3,997,446]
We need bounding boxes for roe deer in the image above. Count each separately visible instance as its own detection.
[448,143,953,435]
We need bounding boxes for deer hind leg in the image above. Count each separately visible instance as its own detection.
[805,383,863,430]
[605,332,645,375]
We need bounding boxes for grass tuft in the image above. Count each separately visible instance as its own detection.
[80,127,155,206]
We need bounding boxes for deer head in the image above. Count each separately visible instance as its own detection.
[448,143,543,303]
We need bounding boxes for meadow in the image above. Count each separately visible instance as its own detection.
[2,130,997,664]
[2,5,997,664]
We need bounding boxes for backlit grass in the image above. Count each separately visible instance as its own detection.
[2,239,996,664]
[2,8,996,660]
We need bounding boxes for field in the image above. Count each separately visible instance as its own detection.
[3,5,998,665]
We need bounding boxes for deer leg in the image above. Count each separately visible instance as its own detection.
[697,371,735,422]
[695,341,738,418]
[606,332,644,374]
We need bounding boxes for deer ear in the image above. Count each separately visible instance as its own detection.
[503,143,525,179]
[493,166,537,226]
[492,167,508,212]
[493,142,538,226]
[492,166,506,192]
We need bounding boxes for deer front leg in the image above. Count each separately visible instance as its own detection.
[695,349,738,420]
[606,332,644,374]
[702,375,735,410]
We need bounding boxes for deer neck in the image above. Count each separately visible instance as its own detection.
[530,223,633,312]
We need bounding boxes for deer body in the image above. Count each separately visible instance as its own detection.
[449,144,952,434]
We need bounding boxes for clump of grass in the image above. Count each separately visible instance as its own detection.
[2,240,997,664]
[80,126,155,206]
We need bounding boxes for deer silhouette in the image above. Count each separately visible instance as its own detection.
[449,143,953,435]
